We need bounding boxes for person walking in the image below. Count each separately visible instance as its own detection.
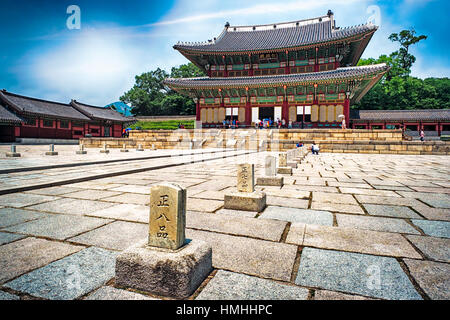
[420,129,425,142]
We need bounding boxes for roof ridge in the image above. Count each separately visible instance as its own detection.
[227,15,331,30]
[1,90,72,107]
[72,100,108,109]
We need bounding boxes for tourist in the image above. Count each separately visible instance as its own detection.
[288,120,293,129]
[222,119,226,128]
[281,118,286,128]
[311,142,320,155]
[420,129,425,142]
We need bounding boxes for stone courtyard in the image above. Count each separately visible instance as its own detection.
[0,144,449,300]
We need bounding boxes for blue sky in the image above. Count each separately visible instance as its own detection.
[0,0,448,106]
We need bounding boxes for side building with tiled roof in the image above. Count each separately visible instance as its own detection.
[165,10,389,128]
[351,109,450,136]
[0,90,131,142]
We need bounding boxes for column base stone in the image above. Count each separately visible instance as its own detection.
[115,239,212,299]
[277,167,293,175]
[256,176,284,187]
[224,191,267,212]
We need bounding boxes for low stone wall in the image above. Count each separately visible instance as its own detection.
[283,140,450,155]
[79,129,449,155]
[128,128,403,142]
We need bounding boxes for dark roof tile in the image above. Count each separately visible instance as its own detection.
[165,64,388,89]
[352,109,450,122]
[0,91,91,121]
[71,101,130,122]
[174,16,377,53]
[0,105,22,124]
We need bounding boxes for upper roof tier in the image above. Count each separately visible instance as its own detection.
[174,13,377,53]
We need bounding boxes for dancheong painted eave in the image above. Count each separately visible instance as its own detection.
[173,13,377,54]
[164,64,389,90]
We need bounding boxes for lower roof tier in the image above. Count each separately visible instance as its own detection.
[165,64,389,104]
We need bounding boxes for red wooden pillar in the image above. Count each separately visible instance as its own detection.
[344,98,350,128]
[282,99,289,123]
[196,100,200,121]
[245,100,252,126]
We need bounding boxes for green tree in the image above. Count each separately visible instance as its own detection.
[352,28,450,111]
[388,29,427,76]
[121,63,204,116]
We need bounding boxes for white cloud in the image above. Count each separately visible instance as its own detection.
[12,0,443,105]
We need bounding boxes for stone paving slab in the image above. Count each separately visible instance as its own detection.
[3,214,112,240]
[363,204,422,219]
[187,211,286,242]
[4,247,118,300]
[0,208,48,228]
[295,247,422,300]
[101,193,150,205]
[214,208,257,218]
[259,206,333,226]
[196,270,308,300]
[339,188,401,197]
[190,190,225,201]
[68,221,147,251]
[411,220,450,238]
[25,198,116,216]
[314,290,376,300]
[397,192,450,209]
[0,232,25,245]
[411,205,450,221]
[297,225,421,258]
[109,185,151,195]
[312,192,358,205]
[311,202,365,215]
[62,189,123,201]
[0,193,59,208]
[187,198,223,212]
[355,195,423,207]
[336,214,420,234]
[0,291,20,300]
[88,203,149,223]
[25,186,85,196]
[403,259,450,300]
[405,235,450,263]
[186,229,297,282]
[84,286,156,300]
[266,196,309,209]
[0,237,83,284]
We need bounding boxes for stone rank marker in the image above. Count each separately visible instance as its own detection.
[6,145,21,157]
[224,163,267,212]
[277,152,292,175]
[45,144,58,156]
[76,144,87,155]
[148,183,186,250]
[237,163,255,193]
[137,144,144,151]
[257,155,284,187]
[120,143,129,152]
[100,143,110,154]
[115,183,212,298]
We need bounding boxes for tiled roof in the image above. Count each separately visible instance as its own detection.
[0,104,22,124]
[0,90,91,121]
[351,109,450,122]
[174,15,377,53]
[165,64,388,89]
[71,101,130,122]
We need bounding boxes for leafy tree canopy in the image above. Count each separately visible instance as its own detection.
[354,28,449,110]
[120,63,205,116]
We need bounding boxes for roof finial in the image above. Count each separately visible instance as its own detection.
[327,9,334,17]
[225,22,230,28]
